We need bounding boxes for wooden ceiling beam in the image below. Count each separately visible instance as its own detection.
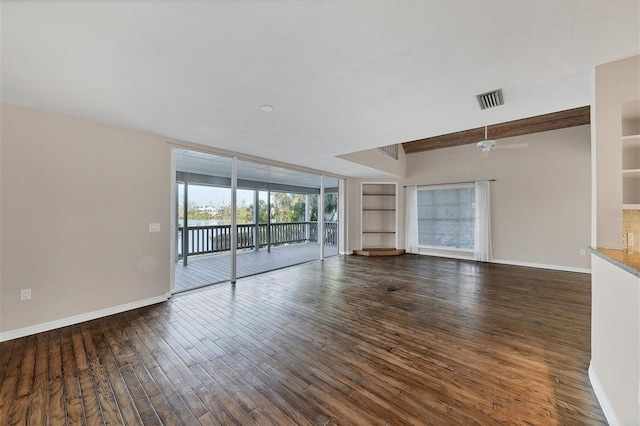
[401,105,590,154]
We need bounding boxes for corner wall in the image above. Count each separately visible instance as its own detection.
[594,55,640,248]
[590,54,640,425]
[1,104,172,337]
[338,145,407,178]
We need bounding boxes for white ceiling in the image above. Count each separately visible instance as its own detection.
[2,1,639,177]
[175,148,338,190]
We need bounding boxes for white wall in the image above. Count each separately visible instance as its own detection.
[345,125,592,271]
[590,254,639,425]
[1,104,172,336]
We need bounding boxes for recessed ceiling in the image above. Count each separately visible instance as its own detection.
[2,1,639,177]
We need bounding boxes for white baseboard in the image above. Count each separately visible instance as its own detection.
[417,249,473,260]
[589,363,619,426]
[415,253,591,273]
[0,293,172,342]
[491,258,591,274]
[340,250,353,255]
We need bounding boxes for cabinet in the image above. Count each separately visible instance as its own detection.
[622,102,640,209]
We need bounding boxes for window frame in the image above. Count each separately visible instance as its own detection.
[416,183,476,252]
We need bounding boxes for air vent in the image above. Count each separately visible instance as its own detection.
[476,89,504,110]
[375,144,399,160]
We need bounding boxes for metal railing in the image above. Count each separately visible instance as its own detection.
[178,221,337,258]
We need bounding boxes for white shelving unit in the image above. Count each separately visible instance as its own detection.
[622,120,640,209]
[356,183,403,256]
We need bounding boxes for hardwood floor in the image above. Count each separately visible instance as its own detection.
[0,255,605,425]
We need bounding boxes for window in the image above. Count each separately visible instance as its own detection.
[417,185,475,250]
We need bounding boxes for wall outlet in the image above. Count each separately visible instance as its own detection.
[20,288,31,301]
[149,223,160,233]
[580,249,586,256]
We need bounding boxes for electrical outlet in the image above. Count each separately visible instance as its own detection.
[580,249,586,256]
[149,223,160,233]
[20,288,31,301]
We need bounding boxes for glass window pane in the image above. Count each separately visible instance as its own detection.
[417,187,475,250]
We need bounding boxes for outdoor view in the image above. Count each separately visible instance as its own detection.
[173,149,341,293]
[177,185,338,226]
[177,184,338,259]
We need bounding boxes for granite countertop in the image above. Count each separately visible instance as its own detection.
[591,247,640,278]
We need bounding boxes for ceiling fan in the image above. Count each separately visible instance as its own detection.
[477,126,529,157]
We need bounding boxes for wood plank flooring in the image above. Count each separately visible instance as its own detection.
[0,255,605,425]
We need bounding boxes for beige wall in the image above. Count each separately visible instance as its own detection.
[594,55,640,248]
[344,125,591,270]
[404,125,591,270]
[1,104,171,334]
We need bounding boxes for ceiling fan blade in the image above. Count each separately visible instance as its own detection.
[496,143,530,149]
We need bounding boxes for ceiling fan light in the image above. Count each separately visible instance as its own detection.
[477,140,496,151]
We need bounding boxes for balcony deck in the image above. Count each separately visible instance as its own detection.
[174,242,339,292]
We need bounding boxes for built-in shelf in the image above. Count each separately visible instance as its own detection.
[359,182,400,255]
[622,113,640,207]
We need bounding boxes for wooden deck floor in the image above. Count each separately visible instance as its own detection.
[175,242,339,293]
[0,255,604,425]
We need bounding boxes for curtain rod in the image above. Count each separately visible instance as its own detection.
[403,179,496,188]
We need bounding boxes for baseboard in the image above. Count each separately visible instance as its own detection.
[340,250,353,255]
[491,258,591,274]
[589,363,620,426]
[0,292,172,342]
[418,251,475,261]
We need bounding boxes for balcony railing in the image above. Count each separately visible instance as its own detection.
[177,221,337,258]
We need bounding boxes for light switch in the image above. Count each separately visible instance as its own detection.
[149,223,161,232]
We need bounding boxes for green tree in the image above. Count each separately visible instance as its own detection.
[209,198,270,224]
[270,193,305,222]
[309,193,338,222]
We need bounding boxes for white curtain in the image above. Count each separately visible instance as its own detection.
[474,180,492,262]
[405,186,419,254]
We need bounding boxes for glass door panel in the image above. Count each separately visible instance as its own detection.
[174,149,231,293]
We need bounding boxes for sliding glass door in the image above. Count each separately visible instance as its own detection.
[174,150,232,292]
[173,148,341,293]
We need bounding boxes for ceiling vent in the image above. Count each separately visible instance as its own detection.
[375,144,399,160]
[476,89,504,110]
